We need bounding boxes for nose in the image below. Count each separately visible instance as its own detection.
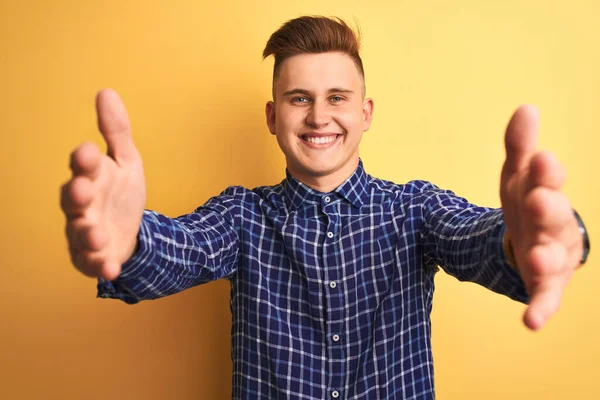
[305,100,331,128]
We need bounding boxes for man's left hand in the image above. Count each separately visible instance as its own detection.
[500,105,583,331]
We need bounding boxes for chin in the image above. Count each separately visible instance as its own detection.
[303,163,343,177]
[301,159,339,175]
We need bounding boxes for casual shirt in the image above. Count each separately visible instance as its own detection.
[98,160,529,400]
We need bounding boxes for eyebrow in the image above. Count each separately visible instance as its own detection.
[282,88,355,97]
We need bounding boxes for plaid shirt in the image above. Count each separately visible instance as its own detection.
[98,160,528,399]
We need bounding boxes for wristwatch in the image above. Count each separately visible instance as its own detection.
[574,209,590,264]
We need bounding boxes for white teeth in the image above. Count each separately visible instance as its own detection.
[306,136,336,144]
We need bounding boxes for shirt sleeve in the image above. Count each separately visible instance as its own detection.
[419,183,530,304]
[96,188,241,304]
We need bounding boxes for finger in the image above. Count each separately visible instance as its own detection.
[66,220,89,253]
[72,250,105,278]
[99,261,122,281]
[66,219,108,253]
[60,176,94,218]
[85,226,109,251]
[522,244,568,330]
[501,105,540,182]
[523,187,574,235]
[70,142,102,179]
[96,88,137,162]
[525,151,566,192]
[76,250,122,281]
[523,280,564,330]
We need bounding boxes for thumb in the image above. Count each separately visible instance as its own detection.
[96,88,137,162]
[501,104,540,182]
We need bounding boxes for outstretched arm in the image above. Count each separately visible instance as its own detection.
[61,89,241,303]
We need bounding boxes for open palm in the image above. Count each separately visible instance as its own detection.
[500,105,583,330]
[61,89,145,281]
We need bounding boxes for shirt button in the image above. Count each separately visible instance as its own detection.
[324,196,331,203]
[329,281,337,289]
[331,390,340,398]
[327,232,334,238]
[332,334,340,342]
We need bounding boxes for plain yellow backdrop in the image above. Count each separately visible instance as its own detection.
[1,0,598,398]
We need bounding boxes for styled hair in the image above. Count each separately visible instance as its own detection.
[263,16,365,98]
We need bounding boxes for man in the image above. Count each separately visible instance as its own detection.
[60,16,588,399]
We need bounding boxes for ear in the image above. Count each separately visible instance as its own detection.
[265,101,276,135]
[362,98,374,132]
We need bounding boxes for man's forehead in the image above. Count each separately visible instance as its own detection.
[278,52,360,77]
[274,52,364,94]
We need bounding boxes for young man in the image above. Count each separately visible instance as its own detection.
[61,16,588,399]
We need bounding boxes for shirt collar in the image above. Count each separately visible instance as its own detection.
[335,159,369,208]
[284,159,369,211]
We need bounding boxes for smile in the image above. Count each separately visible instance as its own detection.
[301,134,342,147]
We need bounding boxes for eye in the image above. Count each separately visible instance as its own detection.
[292,96,310,104]
[330,96,344,103]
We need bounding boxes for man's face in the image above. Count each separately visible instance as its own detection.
[266,52,374,191]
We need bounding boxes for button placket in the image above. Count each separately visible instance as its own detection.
[322,205,344,399]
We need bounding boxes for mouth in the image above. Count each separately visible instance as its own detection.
[300,134,342,148]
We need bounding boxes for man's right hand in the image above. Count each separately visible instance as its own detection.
[60,89,146,281]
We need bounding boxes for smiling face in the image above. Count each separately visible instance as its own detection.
[266,52,374,192]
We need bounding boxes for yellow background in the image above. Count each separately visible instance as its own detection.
[1,0,598,398]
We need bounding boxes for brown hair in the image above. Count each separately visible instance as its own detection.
[263,16,365,98]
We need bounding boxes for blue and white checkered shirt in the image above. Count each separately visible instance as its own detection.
[98,160,529,399]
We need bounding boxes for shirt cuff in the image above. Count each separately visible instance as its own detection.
[494,219,530,304]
